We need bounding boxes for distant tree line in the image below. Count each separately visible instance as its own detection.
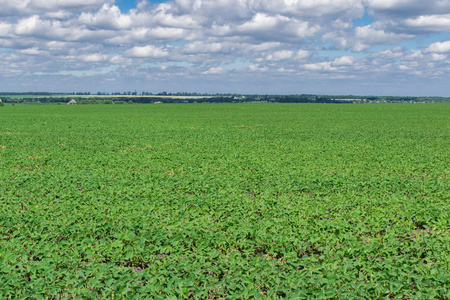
[1,93,449,105]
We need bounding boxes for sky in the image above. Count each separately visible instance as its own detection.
[0,0,449,96]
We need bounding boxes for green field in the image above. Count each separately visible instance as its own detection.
[1,104,449,298]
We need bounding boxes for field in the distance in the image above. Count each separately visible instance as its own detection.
[0,103,449,298]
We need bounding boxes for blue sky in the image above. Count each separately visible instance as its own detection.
[116,0,168,11]
[0,0,449,96]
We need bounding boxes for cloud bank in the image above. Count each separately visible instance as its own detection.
[0,0,449,95]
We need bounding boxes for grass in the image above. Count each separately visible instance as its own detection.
[0,103,449,298]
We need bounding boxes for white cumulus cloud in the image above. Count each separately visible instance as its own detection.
[333,56,355,66]
[266,50,294,61]
[202,66,226,74]
[125,45,169,58]
[0,0,449,95]
[425,41,450,53]
[79,4,133,30]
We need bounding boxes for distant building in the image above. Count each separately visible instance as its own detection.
[67,99,77,105]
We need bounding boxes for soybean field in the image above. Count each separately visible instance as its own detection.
[0,103,449,299]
